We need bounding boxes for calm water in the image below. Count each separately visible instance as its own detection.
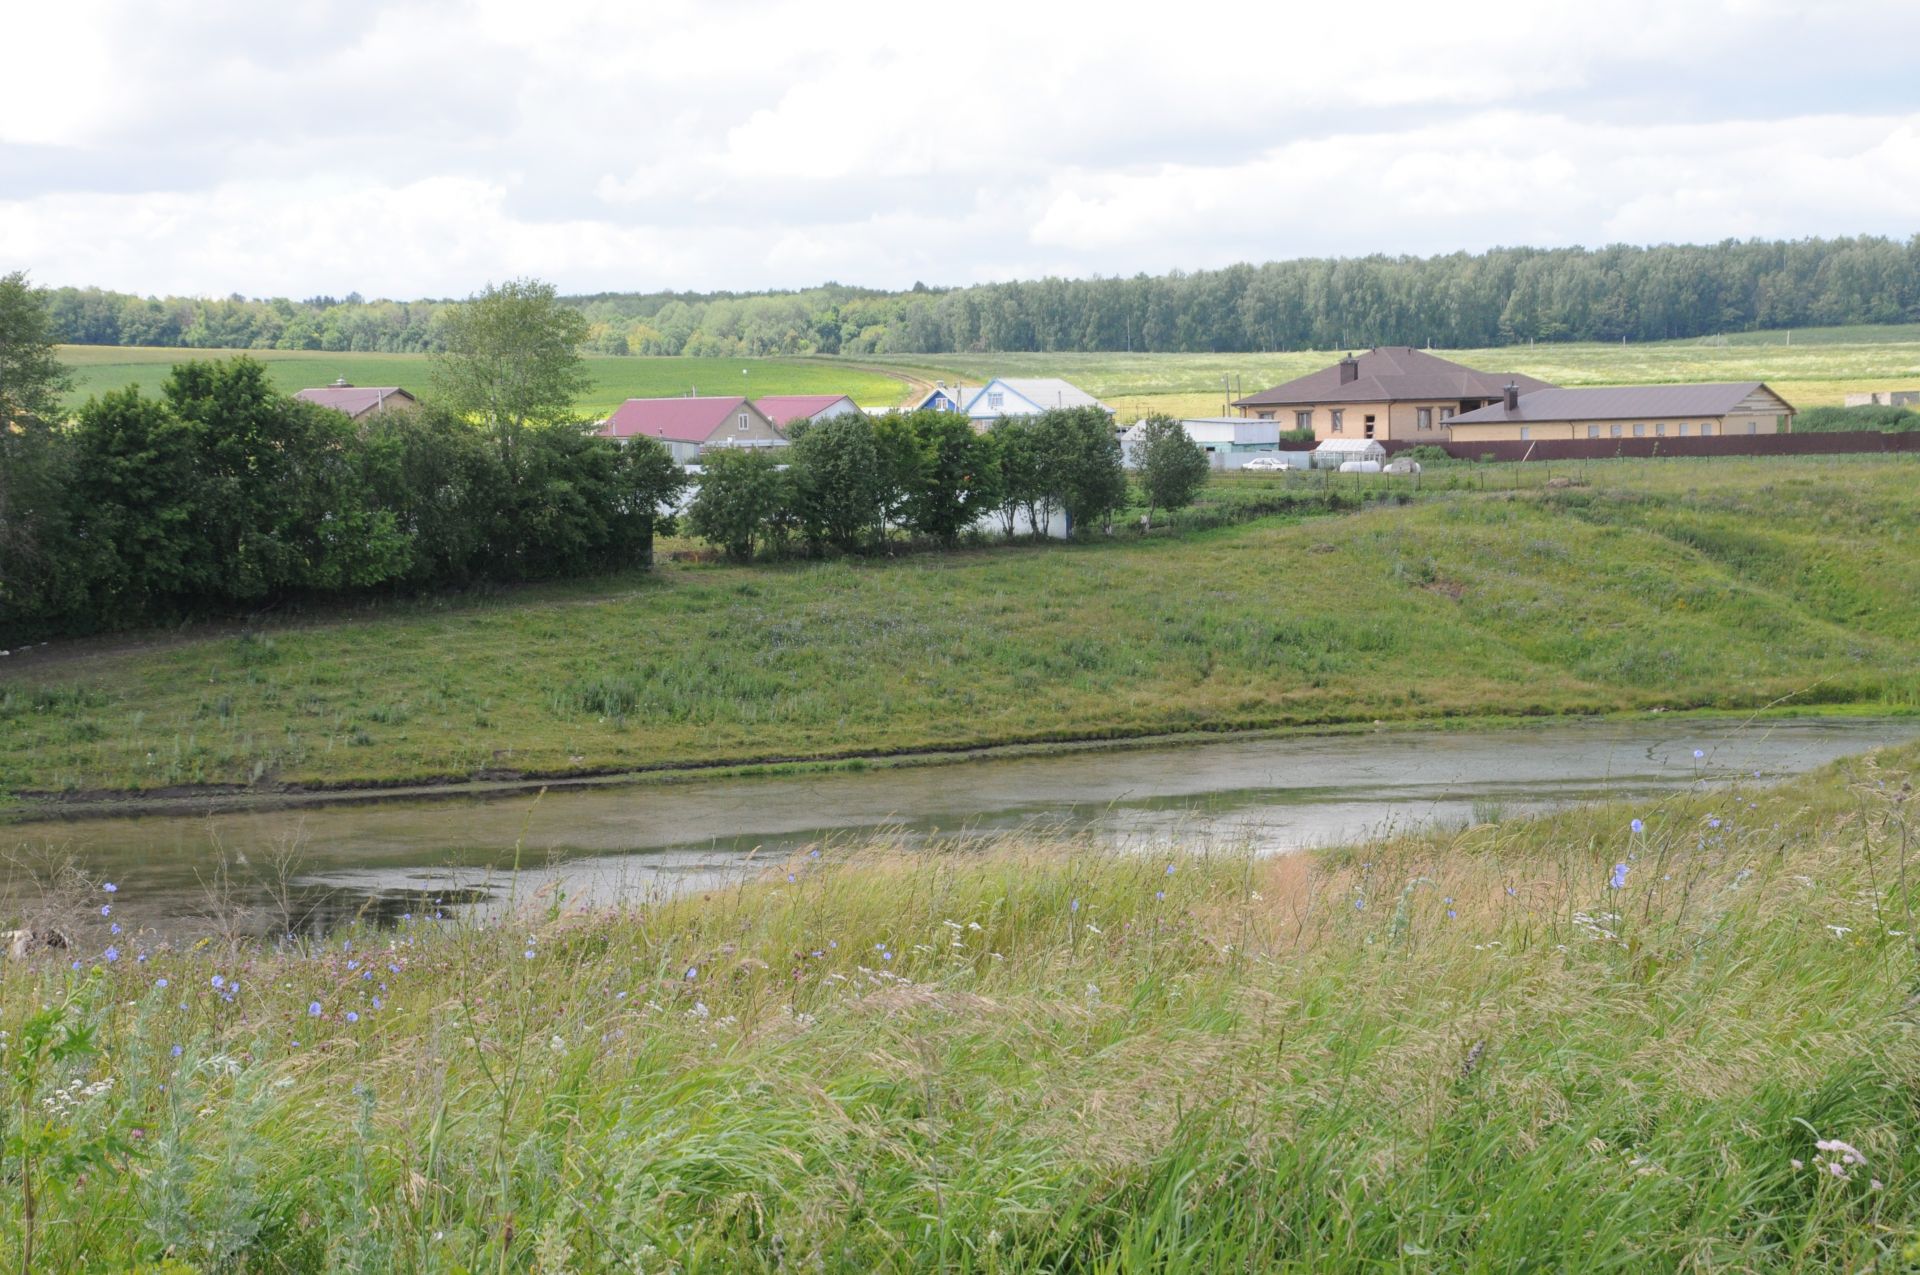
[5,717,1915,937]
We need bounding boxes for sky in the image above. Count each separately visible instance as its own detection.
[4,0,1919,300]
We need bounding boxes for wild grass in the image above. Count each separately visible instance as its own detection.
[3,456,1919,799]
[54,347,910,417]
[2,740,1915,1270]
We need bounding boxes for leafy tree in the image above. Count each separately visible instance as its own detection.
[686,447,788,561]
[789,414,882,553]
[430,278,590,443]
[869,411,923,534]
[1133,414,1210,529]
[985,418,1045,537]
[0,271,77,633]
[906,411,998,546]
[1036,407,1127,536]
[68,388,206,617]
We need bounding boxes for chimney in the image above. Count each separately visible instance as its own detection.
[1503,382,1520,412]
[1338,354,1358,385]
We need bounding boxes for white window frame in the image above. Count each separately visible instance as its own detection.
[1330,409,1344,433]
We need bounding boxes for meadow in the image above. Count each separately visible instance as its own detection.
[874,325,1920,419]
[0,736,1913,1269]
[3,456,1918,803]
[55,347,911,417]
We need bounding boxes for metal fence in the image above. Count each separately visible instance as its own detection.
[1383,431,1920,463]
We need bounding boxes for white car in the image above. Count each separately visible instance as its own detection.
[1241,456,1292,471]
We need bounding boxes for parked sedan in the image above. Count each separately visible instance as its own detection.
[1241,456,1292,471]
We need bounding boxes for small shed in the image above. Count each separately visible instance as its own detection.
[1312,438,1386,470]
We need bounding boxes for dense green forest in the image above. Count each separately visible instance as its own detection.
[37,235,1920,357]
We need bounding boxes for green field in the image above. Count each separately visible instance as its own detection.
[872,326,1920,419]
[3,456,1917,801]
[56,347,913,417]
[1,737,1913,1268]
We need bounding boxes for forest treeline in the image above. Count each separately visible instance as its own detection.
[37,235,1920,358]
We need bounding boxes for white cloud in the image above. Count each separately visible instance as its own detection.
[4,0,1918,297]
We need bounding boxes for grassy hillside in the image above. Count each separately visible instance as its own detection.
[2,738,1914,1268]
[2,457,1917,799]
[874,326,1920,419]
[56,347,911,417]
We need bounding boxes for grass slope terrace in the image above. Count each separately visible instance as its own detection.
[2,457,1917,802]
[1,740,1915,1268]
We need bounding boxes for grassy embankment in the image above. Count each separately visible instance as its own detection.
[874,324,1920,420]
[1,457,1917,801]
[54,347,912,418]
[2,738,1915,1269]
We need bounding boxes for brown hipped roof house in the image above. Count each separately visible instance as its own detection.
[1232,347,1552,442]
[1447,382,1795,442]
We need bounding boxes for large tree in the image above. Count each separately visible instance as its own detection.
[789,414,882,553]
[686,447,788,561]
[905,410,998,546]
[1036,407,1128,536]
[0,272,77,633]
[1132,413,1210,529]
[430,278,590,443]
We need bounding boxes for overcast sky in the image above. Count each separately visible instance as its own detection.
[5,0,1919,300]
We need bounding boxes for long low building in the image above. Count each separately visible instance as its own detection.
[1448,382,1795,443]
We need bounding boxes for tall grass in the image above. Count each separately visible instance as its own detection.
[2,744,1916,1269]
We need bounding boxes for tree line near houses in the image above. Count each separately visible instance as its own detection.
[34,234,1920,357]
[1,275,1209,641]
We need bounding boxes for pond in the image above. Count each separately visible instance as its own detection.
[5,716,1915,938]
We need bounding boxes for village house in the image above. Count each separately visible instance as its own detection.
[753,394,862,429]
[1447,382,1795,442]
[596,396,785,463]
[294,378,419,420]
[910,382,971,413]
[1231,347,1551,442]
[961,377,1110,428]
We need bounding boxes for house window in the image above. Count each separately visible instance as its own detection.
[1633,423,1646,437]
[1747,421,1758,434]
[1655,422,1666,436]
[1699,421,1713,435]
[1256,411,1274,420]
[1610,424,1623,438]
[1520,427,1531,441]
[1418,407,1433,430]
[1363,415,1376,439]
[1330,409,1344,433]
[1440,407,1455,422]
[1296,410,1312,431]
[986,392,1004,410]
[1587,425,1600,438]
[1678,423,1690,436]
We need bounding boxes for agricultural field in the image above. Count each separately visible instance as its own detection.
[0,738,1913,1267]
[871,324,1920,420]
[2,456,1917,802]
[56,346,913,417]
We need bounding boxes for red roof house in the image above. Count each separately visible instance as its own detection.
[753,394,862,428]
[596,396,785,461]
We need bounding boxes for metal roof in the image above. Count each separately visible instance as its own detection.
[294,385,417,418]
[1449,382,1787,424]
[1233,347,1552,407]
[598,396,758,442]
[754,394,857,425]
[966,377,1110,414]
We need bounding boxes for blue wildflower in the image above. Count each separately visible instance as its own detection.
[346,1011,359,1023]
[1070,898,1080,913]
[1630,818,1644,834]
[156,977,168,989]
[308,1001,322,1016]
[1610,862,1629,890]
[1165,864,1176,876]
[524,949,535,960]
[110,922,121,935]
[1693,749,1704,759]
[1155,890,1166,901]
[102,882,118,893]
[100,904,111,917]
[170,1044,182,1058]
[211,975,225,989]
[104,946,120,962]
[1446,909,1457,920]
[684,965,698,980]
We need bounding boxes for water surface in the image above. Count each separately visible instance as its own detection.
[6,717,1913,937]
